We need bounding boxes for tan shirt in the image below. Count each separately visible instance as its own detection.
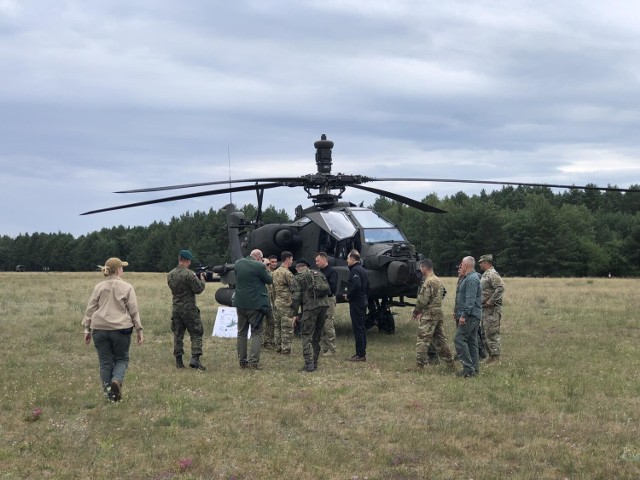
[481,267,504,306]
[82,276,142,331]
[272,266,294,309]
[415,272,444,315]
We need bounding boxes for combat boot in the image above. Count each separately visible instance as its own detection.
[189,355,206,371]
[478,344,488,359]
[300,362,315,372]
[176,356,185,369]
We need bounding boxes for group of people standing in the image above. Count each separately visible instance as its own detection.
[412,254,504,378]
[81,248,502,402]
[230,248,369,373]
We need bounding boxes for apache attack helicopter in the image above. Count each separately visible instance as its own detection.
[82,134,638,334]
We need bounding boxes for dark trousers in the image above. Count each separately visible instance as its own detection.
[454,315,480,375]
[92,329,132,391]
[237,308,264,366]
[349,300,367,357]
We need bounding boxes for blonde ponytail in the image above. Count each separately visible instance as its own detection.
[97,265,112,276]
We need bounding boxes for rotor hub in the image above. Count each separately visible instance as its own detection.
[314,133,334,174]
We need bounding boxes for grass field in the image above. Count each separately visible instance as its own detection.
[1,273,639,479]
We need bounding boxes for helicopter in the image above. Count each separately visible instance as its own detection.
[82,134,638,334]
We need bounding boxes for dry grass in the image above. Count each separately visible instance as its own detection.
[1,273,639,479]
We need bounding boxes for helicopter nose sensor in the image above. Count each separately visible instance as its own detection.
[314,133,334,174]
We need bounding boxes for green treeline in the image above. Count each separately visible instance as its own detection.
[374,185,640,277]
[0,206,290,273]
[1,186,639,276]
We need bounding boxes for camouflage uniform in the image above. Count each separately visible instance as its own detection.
[167,266,206,359]
[414,272,455,366]
[263,281,276,349]
[319,264,338,355]
[481,267,504,357]
[321,295,337,353]
[291,270,329,370]
[272,266,295,354]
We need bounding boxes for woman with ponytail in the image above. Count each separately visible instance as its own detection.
[82,257,144,402]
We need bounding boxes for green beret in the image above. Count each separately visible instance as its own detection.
[179,249,194,261]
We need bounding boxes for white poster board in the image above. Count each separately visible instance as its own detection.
[212,307,250,338]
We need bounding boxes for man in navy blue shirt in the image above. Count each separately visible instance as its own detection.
[344,250,369,362]
[454,256,482,377]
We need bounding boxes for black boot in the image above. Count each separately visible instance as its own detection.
[478,327,488,359]
[176,356,185,369]
[427,343,439,364]
[300,363,315,372]
[189,355,206,371]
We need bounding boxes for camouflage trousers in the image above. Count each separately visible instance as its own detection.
[481,305,502,356]
[300,306,327,367]
[320,296,337,353]
[262,310,275,348]
[171,306,203,357]
[416,312,454,366]
[273,305,294,354]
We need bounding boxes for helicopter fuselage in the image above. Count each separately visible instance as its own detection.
[213,202,423,313]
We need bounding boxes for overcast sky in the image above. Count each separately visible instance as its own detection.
[2,0,639,238]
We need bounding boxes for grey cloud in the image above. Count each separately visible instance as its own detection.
[1,1,639,237]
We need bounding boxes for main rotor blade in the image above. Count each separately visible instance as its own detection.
[81,182,283,215]
[115,177,301,193]
[350,184,447,214]
[369,178,637,193]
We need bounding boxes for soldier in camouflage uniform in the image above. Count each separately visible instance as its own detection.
[479,254,505,363]
[316,252,338,356]
[167,249,207,370]
[262,255,278,350]
[411,259,456,369]
[291,260,329,372]
[272,251,295,354]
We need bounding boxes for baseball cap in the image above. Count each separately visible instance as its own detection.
[105,257,128,273]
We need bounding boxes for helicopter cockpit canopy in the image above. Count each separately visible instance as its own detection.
[293,207,409,262]
[301,208,406,244]
[304,211,357,241]
[348,208,407,243]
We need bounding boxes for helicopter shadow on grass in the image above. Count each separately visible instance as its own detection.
[333,316,411,346]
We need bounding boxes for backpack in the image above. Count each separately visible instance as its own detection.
[304,270,331,298]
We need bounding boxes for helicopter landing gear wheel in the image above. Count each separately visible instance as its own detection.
[377,308,395,335]
[366,300,395,334]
